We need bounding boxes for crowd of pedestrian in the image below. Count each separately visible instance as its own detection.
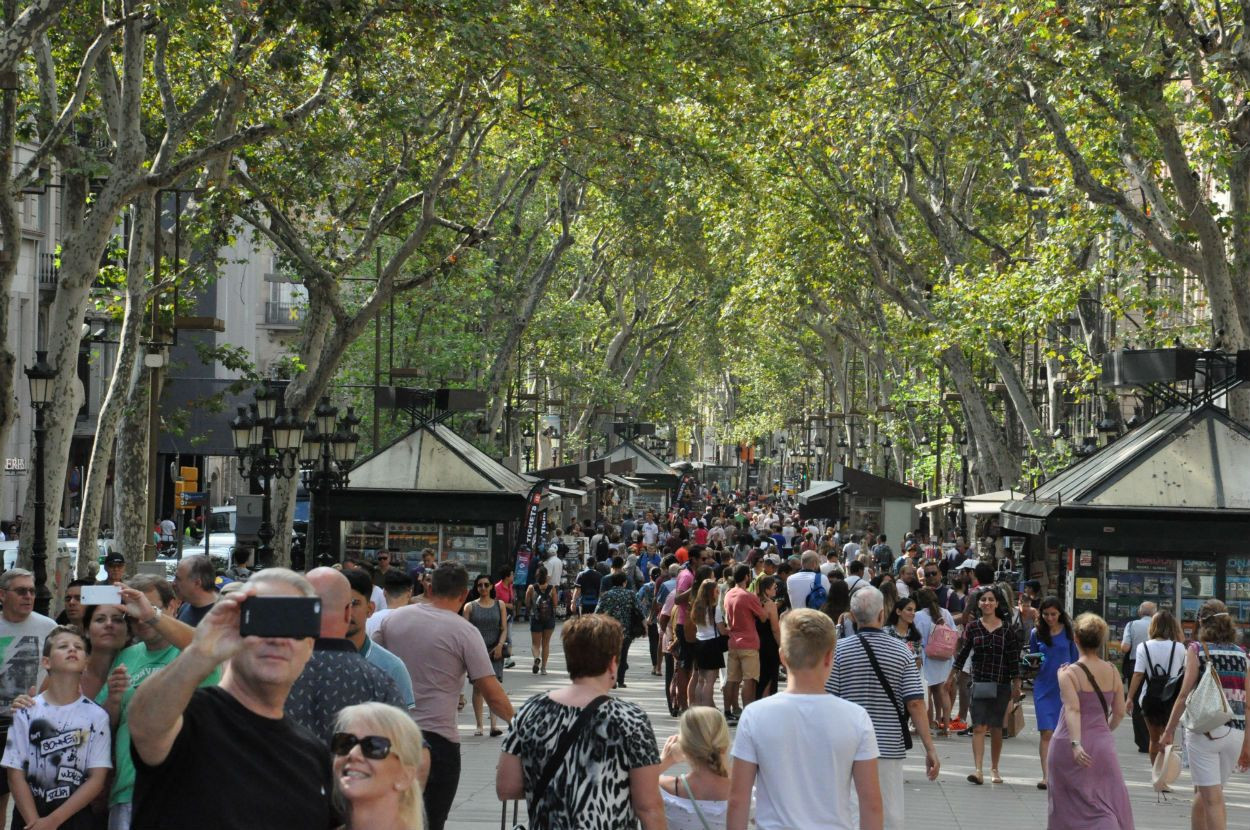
[0,487,1241,830]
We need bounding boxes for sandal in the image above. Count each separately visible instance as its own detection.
[991,769,1003,784]
[1037,781,1048,790]
[473,728,483,736]
[967,771,983,785]
[458,694,466,711]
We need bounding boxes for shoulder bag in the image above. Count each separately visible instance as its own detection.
[1074,663,1111,722]
[1182,643,1235,736]
[508,695,611,829]
[678,774,714,830]
[857,633,913,751]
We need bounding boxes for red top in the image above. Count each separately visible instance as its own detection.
[724,585,764,650]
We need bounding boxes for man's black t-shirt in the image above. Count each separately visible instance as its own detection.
[575,568,600,606]
[131,686,337,830]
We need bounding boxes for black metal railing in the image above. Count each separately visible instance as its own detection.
[264,301,305,325]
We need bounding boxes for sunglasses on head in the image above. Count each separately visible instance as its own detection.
[330,732,393,760]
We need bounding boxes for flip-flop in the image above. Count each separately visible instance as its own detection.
[967,772,983,785]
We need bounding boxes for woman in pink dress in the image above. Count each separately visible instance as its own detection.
[1047,612,1134,829]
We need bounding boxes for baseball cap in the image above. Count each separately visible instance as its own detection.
[957,558,979,570]
[104,552,125,566]
[764,554,782,565]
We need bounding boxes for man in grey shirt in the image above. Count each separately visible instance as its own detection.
[1120,601,1156,753]
[376,563,513,830]
[0,568,56,819]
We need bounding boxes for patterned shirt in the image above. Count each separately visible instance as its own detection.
[503,694,660,830]
[1195,640,1248,731]
[886,623,922,659]
[286,638,404,744]
[596,587,642,632]
[955,619,1023,684]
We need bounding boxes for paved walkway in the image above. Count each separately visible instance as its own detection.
[447,623,1250,829]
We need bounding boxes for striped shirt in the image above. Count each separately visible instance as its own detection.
[825,628,924,759]
[1195,641,1247,731]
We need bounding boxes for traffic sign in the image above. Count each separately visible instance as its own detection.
[180,491,208,506]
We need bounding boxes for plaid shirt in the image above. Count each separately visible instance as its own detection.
[956,618,1023,684]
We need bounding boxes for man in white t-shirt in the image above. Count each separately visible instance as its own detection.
[728,608,882,830]
[542,546,564,591]
[640,515,660,547]
[786,551,831,611]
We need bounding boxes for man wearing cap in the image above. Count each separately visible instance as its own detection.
[100,551,127,584]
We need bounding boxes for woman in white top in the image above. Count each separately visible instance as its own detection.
[914,587,958,735]
[689,579,725,707]
[658,706,731,830]
[1125,609,1186,764]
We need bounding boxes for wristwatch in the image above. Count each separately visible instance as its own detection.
[1070,740,1081,748]
[144,607,163,625]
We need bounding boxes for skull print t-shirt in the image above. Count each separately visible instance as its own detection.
[0,693,112,829]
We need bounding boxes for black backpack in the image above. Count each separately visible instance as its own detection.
[534,586,555,623]
[595,536,611,561]
[1141,643,1182,720]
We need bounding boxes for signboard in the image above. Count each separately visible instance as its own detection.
[4,458,26,476]
[235,495,263,541]
[1076,578,1098,599]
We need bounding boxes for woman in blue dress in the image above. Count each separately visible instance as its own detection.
[1030,596,1078,789]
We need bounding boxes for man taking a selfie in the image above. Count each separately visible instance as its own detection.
[127,568,336,830]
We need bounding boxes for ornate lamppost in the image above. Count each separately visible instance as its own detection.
[300,397,360,568]
[230,381,303,568]
[25,351,56,616]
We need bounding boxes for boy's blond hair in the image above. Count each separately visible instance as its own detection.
[780,608,836,670]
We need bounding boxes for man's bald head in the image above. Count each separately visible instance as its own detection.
[306,567,351,638]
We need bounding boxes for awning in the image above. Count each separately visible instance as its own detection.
[797,480,843,505]
[578,476,597,490]
[915,496,951,511]
[965,490,1016,516]
[548,485,587,499]
[604,473,639,491]
[917,489,1016,516]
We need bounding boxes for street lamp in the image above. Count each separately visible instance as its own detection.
[231,382,302,568]
[301,397,360,568]
[25,351,56,616]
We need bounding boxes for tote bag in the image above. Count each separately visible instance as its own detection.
[1181,643,1234,735]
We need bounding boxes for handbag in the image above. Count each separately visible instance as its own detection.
[1182,643,1235,736]
[925,619,959,660]
[857,634,913,751]
[1003,699,1025,737]
[972,681,1000,700]
[508,695,610,829]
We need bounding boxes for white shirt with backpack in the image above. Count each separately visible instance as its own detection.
[787,569,830,611]
[1134,639,1186,706]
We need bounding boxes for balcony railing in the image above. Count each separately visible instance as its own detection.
[38,252,58,289]
[264,301,305,326]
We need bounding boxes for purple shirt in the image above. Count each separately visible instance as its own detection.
[375,603,494,742]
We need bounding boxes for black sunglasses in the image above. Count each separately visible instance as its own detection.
[331,732,393,760]
[476,582,491,589]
